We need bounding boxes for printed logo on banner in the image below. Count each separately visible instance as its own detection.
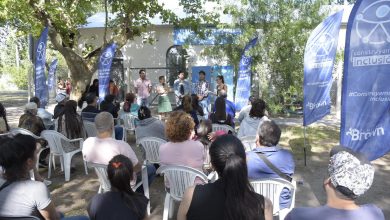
[308,33,335,57]
[346,127,385,141]
[240,56,251,66]
[356,1,390,44]
[36,42,46,61]
[100,51,114,66]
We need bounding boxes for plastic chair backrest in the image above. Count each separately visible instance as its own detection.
[250,178,296,215]
[0,216,40,220]
[138,137,166,164]
[81,112,98,122]
[156,165,208,201]
[239,135,257,152]
[9,128,40,139]
[40,130,67,155]
[211,124,235,135]
[87,162,111,192]
[83,120,97,137]
[122,113,137,131]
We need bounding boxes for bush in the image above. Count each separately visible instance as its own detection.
[2,66,29,90]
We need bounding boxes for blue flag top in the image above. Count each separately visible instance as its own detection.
[98,43,117,102]
[341,0,390,160]
[35,27,49,108]
[303,11,343,126]
[234,37,258,111]
[47,59,58,92]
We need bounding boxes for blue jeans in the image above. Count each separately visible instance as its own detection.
[114,126,123,140]
[137,97,149,107]
[199,98,209,119]
[136,163,156,193]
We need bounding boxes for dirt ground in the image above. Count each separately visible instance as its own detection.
[1,90,389,219]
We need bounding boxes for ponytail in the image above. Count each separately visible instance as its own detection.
[210,135,265,220]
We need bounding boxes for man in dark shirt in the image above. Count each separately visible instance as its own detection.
[82,93,100,122]
[53,92,68,119]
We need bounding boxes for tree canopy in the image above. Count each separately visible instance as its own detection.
[0,0,220,98]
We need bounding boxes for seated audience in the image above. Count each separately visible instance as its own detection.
[30,97,54,130]
[18,102,45,136]
[174,95,199,128]
[82,112,155,186]
[209,96,234,127]
[237,98,269,138]
[88,79,99,97]
[0,102,10,134]
[0,134,87,220]
[159,111,205,184]
[54,92,68,119]
[177,134,273,220]
[122,93,140,116]
[135,106,166,142]
[57,100,86,141]
[88,155,149,220]
[246,120,295,209]
[286,146,384,220]
[81,93,100,122]
[214,90,235,120]
[100,94,120,118]
[191,94,204,117]
[238,95,255,123]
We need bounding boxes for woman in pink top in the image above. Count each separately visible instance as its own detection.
[159,111,205,180]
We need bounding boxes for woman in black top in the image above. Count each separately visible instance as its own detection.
[177,135,273,220]
[88,155,149,220]
[209,96,233,127]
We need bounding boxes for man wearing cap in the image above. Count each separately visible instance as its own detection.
[54,92,68,119]
[285,146,384,220]
[82,112,156,188]
[29,96,54,130]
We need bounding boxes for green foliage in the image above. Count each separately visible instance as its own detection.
[204,0,327,114]
[3,65,29,89]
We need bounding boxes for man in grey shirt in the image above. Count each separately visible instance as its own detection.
[285,146,384,220]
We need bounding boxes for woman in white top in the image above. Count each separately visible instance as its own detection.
[237,99,269,138]
[156,76,172,116]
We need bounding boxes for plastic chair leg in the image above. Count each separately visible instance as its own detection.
[63,154,72,181]
[83,160,88,175]
[168,196,174,219]
[141,165,150,215]
[163,193,170,220]
[48,154,53,179]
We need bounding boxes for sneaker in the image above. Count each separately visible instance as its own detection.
[43,179,52,186]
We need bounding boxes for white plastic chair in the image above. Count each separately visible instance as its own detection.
[41,130,88,181]
[138,137,166,164]
[86,162,150,214]
[156,165,208,220]
[83,120,97,137]
[10,128,48,170]
[122,113,137,135]
[239,135,257,152]
[250,178,296,220]
[211,124,236,135]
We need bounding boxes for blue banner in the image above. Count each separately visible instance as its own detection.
[34,27,49,108]
[47,59,58,92]
[234,37,258,111]
[341,0,390,160]
[98,43,117,102]
[303,11,343,126]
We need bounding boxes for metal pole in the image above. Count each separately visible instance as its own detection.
[303,126,307,166]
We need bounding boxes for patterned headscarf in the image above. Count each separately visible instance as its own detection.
[328,151,374,198]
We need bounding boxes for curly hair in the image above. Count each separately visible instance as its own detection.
[166,111,195,142]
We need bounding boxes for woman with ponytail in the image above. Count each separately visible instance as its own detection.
[88,154,149,220]
[177,134,273,220]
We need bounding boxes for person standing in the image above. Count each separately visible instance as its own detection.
[88,79,99,97]
[134,69,152,107]
[215,75,228,97]
[174,70,191,106]
[156,76,172,116]
[193,70,210,119]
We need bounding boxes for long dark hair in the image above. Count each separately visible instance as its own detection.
[59,100,84,139]
[0,134,37,181]
[209,135,264,220]
[107,155,145,219]
[214,96,227,121]
[196,119,212,146]
[249,99,266,118]
[217,75,225,84]
[182,95,193,113]
[0,102,10,131]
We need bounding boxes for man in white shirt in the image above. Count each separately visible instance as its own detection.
[134,69,152,107]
